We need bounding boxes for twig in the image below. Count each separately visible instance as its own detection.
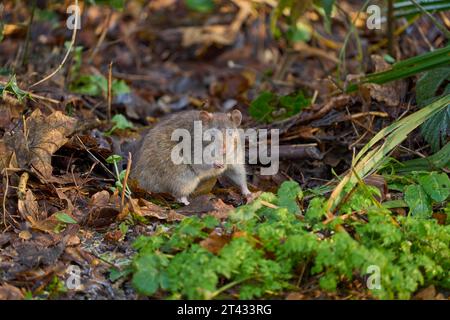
[28,0,79,88]
[75,135,114,177]
[88,8,112,62]
[107,61,113,123]
[2,168,9,228]
[120,152,132,211]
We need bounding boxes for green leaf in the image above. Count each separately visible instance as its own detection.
[286,23,311,43]
[417,172,450,203]
[54,212,77,224]
[87,0,125,10]
[109,266,132,282]
[404,185,432,218]
[416,67,450,107]
[132,254,168,296]
[112,79,130,96]
[0,75,29,102]
[249,91,277,123]
[277,181,303,214]
[70,75,106,96]
[305,197,326,223]
[109,114,134,134]
[249,91,310,123]
[185,0,214,12]
[318,0,335,32]
[420,106,450,152]
[106,154,123,164]
[279,91,310,116]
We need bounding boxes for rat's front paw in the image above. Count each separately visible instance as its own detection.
[177,196,190,206]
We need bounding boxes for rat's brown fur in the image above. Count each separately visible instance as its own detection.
[131,110,250,205]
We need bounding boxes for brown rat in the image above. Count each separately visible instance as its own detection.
[131,109,250,205]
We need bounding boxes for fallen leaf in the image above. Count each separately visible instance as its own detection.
[4,109,77,179]
[17,189,40,224]
[367,55,407,107]
[176,194,234,219]
[414,285,445,300]
[139,198,185,221]
[200,230,231,254]
[0,284,24,300]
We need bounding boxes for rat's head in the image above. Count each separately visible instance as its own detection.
[198,110,243,166]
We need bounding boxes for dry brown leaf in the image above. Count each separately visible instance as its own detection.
[200,230,231,254]
[414,285,445,300]
[17,189,40,224]
[4,109,77,179]
[87,191,120,228]
[176,194,234,219]
[0,284,24,300]
[138,198,185,221]
[367,55,407,107]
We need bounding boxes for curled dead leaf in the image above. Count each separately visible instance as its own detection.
[4,109,77,180]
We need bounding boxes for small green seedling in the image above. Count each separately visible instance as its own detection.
[105,114,134,136]
[106,154,132,198]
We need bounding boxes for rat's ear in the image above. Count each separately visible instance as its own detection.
[199,111,213,123]
[229,109,242,126]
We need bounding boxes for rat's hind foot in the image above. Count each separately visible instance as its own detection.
[177,196,190,206]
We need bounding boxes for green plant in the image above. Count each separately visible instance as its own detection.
[249,91,310,123]
[327,94,450,213]
[105,114,134,136]
[106,154,131,197]
[416,67,450,152]
[128,180,450,300]
[87,0,125,10]
[69,74,130,97]
[0,75,30,101]
[185,0,214,13]
[394,0,450,18]
[346,45,450,93]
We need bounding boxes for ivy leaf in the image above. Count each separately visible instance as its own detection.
[404,185,432,218]
[417,172,450,203]
[277,181,303,214]
[54,212,77,224]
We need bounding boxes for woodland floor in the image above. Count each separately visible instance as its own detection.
[0,1,449,300]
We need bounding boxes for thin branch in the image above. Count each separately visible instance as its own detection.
[28,0,79,88]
